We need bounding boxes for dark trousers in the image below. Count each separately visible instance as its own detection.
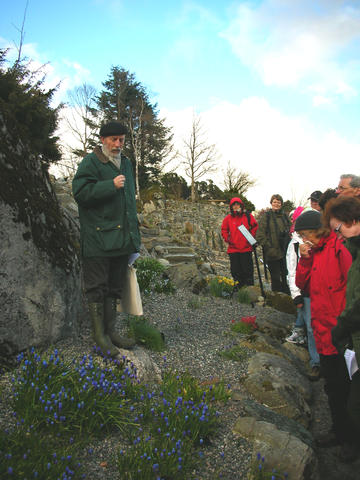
[347,369,360,433]
[267,258,289,294]
[320,353,358,444]
[82,256,129,303]
[229,251,254,287]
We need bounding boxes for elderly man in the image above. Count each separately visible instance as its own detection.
[336,174,360,198]
[72,121,140,356]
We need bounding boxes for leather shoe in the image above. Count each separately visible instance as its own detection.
[308,366,321,382]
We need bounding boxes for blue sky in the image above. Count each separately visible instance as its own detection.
[1,0,360,208]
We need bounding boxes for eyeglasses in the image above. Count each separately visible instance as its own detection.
[334,223,343,233]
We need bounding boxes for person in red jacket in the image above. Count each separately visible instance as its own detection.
[221,197,258,288]
[295,210,357,462]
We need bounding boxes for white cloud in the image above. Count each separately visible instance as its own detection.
[221,0,360,102]
[162,97,360,209]
[0,38,92,105]
[312,95,332,106]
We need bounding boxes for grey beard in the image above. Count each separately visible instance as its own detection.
[102,145,121,169]
[102,144,121,161]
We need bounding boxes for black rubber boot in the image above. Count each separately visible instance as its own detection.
[88,302,119,357]
[103,297,135,349]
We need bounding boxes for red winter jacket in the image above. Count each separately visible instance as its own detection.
[295,232,352,355]
[221,198,258,254]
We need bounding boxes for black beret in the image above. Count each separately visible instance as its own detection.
[99,121,127,137]
[295,210,322,231]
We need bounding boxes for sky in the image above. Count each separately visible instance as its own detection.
[1,0,360,209]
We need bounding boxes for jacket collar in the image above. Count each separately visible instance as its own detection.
[313,232,335,251]
[94,146,110,164]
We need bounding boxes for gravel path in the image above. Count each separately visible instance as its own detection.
[2,289,360,479]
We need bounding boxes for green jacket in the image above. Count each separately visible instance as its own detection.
[256,209,291,261]
[332,236,360,358]
[72,147,141,257]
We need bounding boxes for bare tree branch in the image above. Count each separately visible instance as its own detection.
[222,161,257,196]
[63,83,99,158]
[180,114,218,201]
[128,97,144,200]
[12,0,30,63]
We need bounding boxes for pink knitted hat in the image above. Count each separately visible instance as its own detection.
[290,206,304,233]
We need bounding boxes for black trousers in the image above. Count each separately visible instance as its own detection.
[229,251,254,287]
[347,369,360,434]
[267,258,289,294]
[82,256,129,303]
[320,353,358,444]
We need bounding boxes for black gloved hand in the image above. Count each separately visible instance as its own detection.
[293,295,304,306]
[332,323,351,355]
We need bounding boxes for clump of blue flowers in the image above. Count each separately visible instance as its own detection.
[0,348,230,479]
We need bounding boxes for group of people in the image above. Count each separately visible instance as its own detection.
[72,120,360,463]
[221,175,360,462]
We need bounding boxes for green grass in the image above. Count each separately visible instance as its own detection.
[236,287,253,305]
[187,296,206,310]
[230,322,254,334]
[219,344,248,362]
[127,316,165,352]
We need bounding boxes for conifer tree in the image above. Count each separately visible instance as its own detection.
[97,66,174,196]
[0,49,61,166]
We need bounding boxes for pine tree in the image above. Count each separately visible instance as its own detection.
[97,66,174,197]
[0,49,61,166]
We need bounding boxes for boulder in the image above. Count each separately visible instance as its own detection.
[143,200,156,214]
[233,416,318,480]
[167,263,203,290]
[239,331,308,374]
[118,346,162,383]
[255,307,294,340]
[243,352,312,427]
[0,113,84,359]
[266,291,297,314]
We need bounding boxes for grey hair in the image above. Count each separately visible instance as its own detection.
[340,174,360,188]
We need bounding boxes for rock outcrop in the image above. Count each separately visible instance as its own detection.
[0,114,84,360]
[232,319,319,479]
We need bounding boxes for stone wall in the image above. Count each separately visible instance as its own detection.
[139,198,230,262]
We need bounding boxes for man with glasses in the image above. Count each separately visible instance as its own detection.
[336,174,360,198]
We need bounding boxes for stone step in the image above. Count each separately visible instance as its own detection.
[140,226,160,236]
[141,236,173,250]
[163,253,197,263]
[164,245,195,254]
